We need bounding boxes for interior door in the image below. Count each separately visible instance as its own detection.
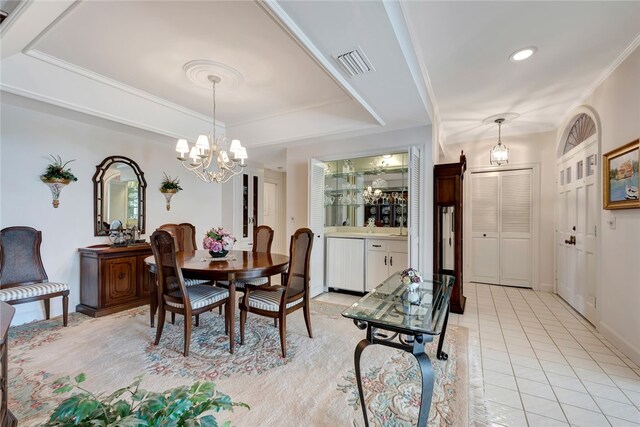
[470,172,500,284]
[470,169,532,287]
[556,138,598,322]
[308,159,325,297]
[408,146,421,269]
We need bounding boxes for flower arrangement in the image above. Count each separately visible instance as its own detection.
[400,268,423,286]
[160,172,183,192]
[203,227,236,258]
[41,155,78,182]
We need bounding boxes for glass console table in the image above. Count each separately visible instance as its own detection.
[342,271,455,427]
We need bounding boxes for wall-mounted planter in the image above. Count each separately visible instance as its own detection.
[41,177,71,208]
[160,188,178,211]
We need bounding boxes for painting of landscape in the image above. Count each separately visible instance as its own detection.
[604,139,639,209]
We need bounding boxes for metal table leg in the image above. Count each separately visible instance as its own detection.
[353,323,436,427]
[436,308,450,360]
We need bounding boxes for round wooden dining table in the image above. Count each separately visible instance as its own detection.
[144,250,289,354]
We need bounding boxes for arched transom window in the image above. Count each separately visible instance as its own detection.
[563,113,596,154]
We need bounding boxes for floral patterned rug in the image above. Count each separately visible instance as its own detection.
[9,301,469,426]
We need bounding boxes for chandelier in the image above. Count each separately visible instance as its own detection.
[175,75,247,183]
[490,118,509,166]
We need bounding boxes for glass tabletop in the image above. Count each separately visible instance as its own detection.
[341,271,455,335]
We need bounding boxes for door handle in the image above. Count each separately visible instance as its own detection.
[565,236,576,245]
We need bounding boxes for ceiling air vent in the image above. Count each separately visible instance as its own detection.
[334,47,375,78]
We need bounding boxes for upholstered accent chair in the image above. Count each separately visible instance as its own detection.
[239,228,313,357]
[0,226,69,326]
[150,229,230,357]
[218,225,275,290]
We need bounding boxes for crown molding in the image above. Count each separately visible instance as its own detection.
[25,49,220,126]
[228,96,349,127]
[557,31,640,129]
[1,83,184,140]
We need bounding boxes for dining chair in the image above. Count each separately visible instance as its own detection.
[0,226,69,326]
[158,223,208,287]
[153,223,212,327]
[239,227,313,357]
[150,229,230,357]
[218,225,274,290]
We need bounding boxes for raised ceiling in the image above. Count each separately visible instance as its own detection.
[31,1,348,126]
[1,0,640,160]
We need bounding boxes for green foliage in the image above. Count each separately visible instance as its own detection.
[41,154,78,181]
[160,172,183,191]
[46,374,248,427]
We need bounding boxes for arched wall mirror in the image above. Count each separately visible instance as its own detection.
[93,156,147,236]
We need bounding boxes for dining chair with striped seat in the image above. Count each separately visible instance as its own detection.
[150,229,230,357]
[239,227,313,358]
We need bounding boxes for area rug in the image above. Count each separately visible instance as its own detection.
[9,301,468,426]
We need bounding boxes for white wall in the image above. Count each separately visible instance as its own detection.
[576,46,640,365]
[1,99,224,325]
[441,131,557,291]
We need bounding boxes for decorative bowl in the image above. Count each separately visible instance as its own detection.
[209,250,229,258]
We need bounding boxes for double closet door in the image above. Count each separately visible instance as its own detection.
[470,169,533,288]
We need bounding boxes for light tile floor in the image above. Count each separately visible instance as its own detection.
[314,283,640,426]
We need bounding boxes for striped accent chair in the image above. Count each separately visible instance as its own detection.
[0,227,69,326]
[150,229,230,357]
[239,228,313,357]
[218,225,274,290]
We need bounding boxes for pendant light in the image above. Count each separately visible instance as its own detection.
[490,118,509,166]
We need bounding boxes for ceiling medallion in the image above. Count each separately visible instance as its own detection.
[482,112,519,125]
[183,60,243,91]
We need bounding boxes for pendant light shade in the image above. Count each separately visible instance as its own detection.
[490,118,509,166]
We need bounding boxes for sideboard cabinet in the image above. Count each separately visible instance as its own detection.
[77,244,152,317]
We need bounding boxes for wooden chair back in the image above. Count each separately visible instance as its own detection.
[253,225,274,253]
[149,230,190,311]
[158,224,184,252]
[284,228,314,298]
[158,223,197,252]
[179,223,197,252]
[0,226,48,287]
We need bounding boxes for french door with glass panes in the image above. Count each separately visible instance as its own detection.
[470,169,532,287]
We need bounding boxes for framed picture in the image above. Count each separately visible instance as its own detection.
[603,139,639,209]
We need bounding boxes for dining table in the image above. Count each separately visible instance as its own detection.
[144,249,289,353]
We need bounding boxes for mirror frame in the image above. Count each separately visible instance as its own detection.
[93,155,147,236]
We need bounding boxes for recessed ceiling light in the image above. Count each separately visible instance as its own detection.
[509,46,537,62]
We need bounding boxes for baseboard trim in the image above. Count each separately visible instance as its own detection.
[538,283,553,293]
[599,321,640,366]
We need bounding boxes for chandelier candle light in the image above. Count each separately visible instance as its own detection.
[176,75,248,183]
[490,118,509,166]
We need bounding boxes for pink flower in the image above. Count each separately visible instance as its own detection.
[202,226,236,252]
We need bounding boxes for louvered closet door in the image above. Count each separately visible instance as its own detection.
[470,169,532,287]
[471,173,500,284]
[500,170,532,287]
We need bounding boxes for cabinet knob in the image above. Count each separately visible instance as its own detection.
[118,272,126,280]
[390,256,393,266]
[372,244,382,248]
[483,234,487,237]
[384,255,387,266]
